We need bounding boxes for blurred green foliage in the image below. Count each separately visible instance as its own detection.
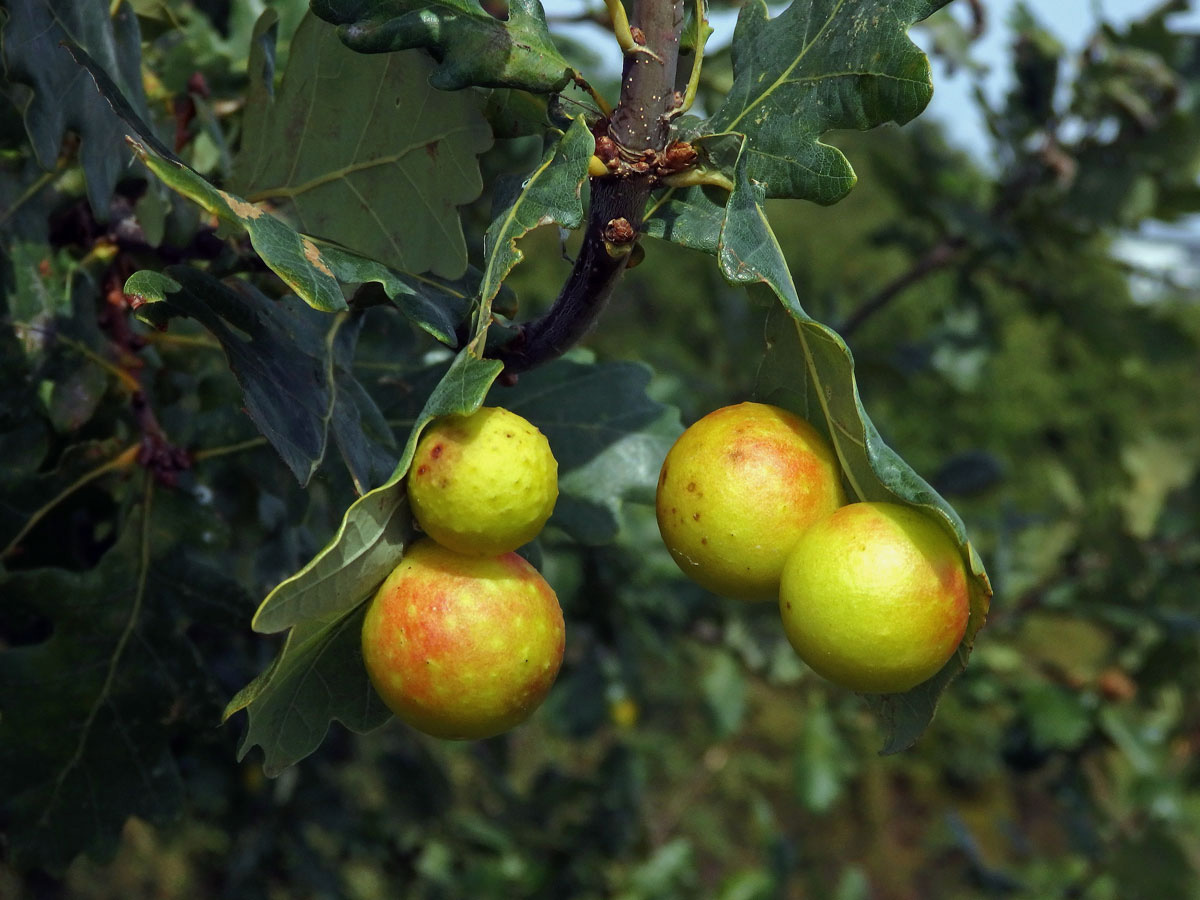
[2,0,1200,898]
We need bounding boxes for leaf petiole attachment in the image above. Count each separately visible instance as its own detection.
[673,0,710,119]
[605,0,663,62]
[571,70,613,117]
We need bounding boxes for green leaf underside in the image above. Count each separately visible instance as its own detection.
[231,12,492,279]
[703,0,948,204]
[0,0,147,214]
[640,132,747,252]
[250,483,412,635]
[124,268,396,492]
[226,605,392,777]
[311,0,573,93]
[641,184,726,253]
[227,348,502,772]
[478,117,593,321]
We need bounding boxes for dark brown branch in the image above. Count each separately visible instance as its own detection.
[837,130,1071,340]
[493,178,651,373]
[491,0,685,375]
[838,236,968,339]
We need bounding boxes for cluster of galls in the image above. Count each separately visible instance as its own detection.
[587,130,700,266]
[361,397,971,746]
[589,133,698,180]
[361,408,565,740]
[656,402,971,694]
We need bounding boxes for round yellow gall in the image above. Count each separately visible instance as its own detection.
[655,401,846,601]
[779,502,970,693]
[408,407,558,556]
[361,540,565,740]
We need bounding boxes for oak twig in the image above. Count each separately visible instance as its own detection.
[492,0,685,375]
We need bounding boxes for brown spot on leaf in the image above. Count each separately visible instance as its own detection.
[301,237,333,276]
[431,444,443,459]
[218,189,263,220]
[687,482,696,492]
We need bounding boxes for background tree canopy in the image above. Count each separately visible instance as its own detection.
[2,0,1199,897]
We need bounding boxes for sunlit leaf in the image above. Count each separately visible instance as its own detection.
[704,0,948,204]
[130,137,477,331]
[647,0,948,250]
[67,40,473,332]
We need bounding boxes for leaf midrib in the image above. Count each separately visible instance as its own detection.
[38,478,155,829]
[721,0,850,134]
[245,127,477,203]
